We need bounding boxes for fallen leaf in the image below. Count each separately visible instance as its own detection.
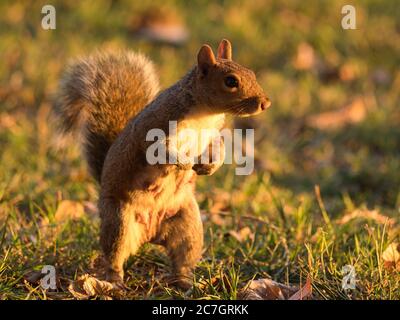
[306,97,367,131]
[196,276,220,291]
[24,270,45,285]
[40,200,99,237]
[209,189,231,214]
[240,278,297,300]
[339,63,358,82]
[200,189,232,226]
[129,7,189,45]
[68,274,123,300]
[240,276,313,300]
[210,213,227,226]
[293,42,316,70]
[337,209,395,226]
[382,243,400,271]
[200,210,227,226]
[54,200,85,222]
[288,276,313,300]
[83,201,98,216]
[24,268,64,291]
[228,226,254,243]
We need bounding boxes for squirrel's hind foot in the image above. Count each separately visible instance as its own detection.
[105,268,128,290]
[166,273,194,291]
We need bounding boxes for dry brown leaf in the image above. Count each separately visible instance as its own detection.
[24,269,65,291]
[83,201,98,218]
[196,276,220,291]
[130,7,189,45]
[288,276,313,300]
[39,200,84,237]
[210,214,227,226]
[200,189,232,226]
[200,210,228,226]
[24,270,45,285]
[240,277,313,300]
[228,227,254,243]
[337,209,395,226]
[40,200,99,236]
[209,189,231,214]
[54,200,85,222]
[68,274,122,300]
[0,113,17,130]
[240,278,297,300]
[293,42,316,70]
[339,63,358,82]
[382,243,400,271]
[306,97,367,131]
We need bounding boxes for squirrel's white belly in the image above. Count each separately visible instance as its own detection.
[176,113,225,157]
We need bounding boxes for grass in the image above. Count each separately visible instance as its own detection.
[1,0,400,299]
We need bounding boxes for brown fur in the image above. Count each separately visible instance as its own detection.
[54,51,159,181]
[54,39,270,288]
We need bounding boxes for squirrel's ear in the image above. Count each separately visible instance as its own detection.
[197,44,216,75]
[217,39,232,60]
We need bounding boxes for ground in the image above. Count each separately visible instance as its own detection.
[0,0,399,299]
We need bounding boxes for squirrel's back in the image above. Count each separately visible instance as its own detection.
[53,51,159,182]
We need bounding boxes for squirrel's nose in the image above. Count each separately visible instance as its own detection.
[259,97,271,111]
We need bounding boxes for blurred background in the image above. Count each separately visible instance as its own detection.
[0,0,400,299]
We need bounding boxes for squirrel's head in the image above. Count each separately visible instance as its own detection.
[194,39,271,117]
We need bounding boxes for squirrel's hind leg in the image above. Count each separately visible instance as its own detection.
[154,195,203,290]
[99,197,146,284]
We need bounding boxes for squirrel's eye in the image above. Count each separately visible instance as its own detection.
[224,76,239,88]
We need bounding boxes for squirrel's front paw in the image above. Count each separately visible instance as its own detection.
[175,162,193,171]
[192,163,219,176]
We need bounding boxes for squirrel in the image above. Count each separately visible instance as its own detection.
[54,39,271,289]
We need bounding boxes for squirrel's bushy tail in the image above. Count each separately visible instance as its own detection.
[53,51,159,182]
